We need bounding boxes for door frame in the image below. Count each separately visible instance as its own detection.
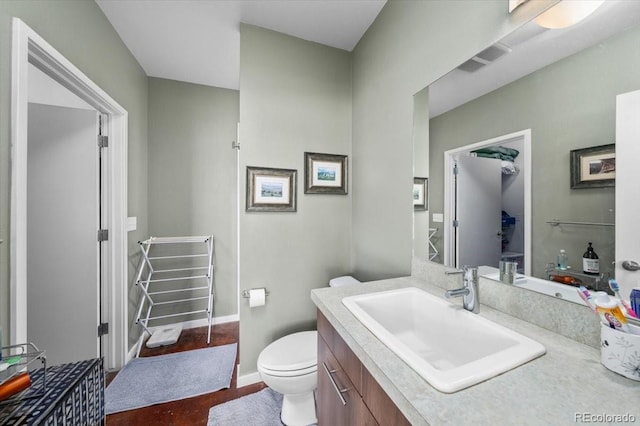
[10,18,128,370]
[615,90,640,300]
[443,129,532,275]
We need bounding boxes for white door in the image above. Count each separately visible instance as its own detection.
[27,103,100,366]
[455,155,502,269]
[615,89,640,300]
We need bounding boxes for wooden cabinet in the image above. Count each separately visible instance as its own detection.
[317,310,410,426]
[318,335,377,425]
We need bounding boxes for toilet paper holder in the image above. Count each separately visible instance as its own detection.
[241,287,270,298]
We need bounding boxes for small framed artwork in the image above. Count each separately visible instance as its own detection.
[570,144,615,189]
[246,166,297,212]
[304,152,348,194]
[413,177,428,210]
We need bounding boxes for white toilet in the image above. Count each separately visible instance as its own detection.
[256,276,360,426]
[257,331,318,426]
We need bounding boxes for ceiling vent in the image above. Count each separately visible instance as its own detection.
[457,43,512,72]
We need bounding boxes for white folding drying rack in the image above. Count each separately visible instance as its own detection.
[428,228,439,261]
[135,235,214,356]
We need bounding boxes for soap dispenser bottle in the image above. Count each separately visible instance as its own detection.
[557,249,568,270]
[582,242,599,275]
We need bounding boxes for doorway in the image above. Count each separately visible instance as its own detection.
[27,103,101,366]
[444,129,532,275]
[10,18,129,370]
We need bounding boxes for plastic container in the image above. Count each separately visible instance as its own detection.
[557,249,568,270]
[601,323,640,381]
[594,294,629,332]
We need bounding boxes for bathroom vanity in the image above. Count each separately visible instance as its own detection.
[311,273,639,425]
[317,310,410,425]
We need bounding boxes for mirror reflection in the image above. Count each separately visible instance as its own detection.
[415,1,640,297]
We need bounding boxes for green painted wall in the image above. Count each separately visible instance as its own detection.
[0,1,148,349]
[147,77,239,325]
[429,24,640,280]
[350,0,555,281]
[413,87,430,260]
[238,24,352,376]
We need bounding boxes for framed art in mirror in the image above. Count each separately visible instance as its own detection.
[570,144,615,189]
[304,152,347,194]
[414,177,428,211]
[246,166,297,212]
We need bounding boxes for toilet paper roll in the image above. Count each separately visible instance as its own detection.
[249,288,266,308]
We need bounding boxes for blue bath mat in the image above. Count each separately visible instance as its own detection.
[208,388,284,426]
[106,343,237,414]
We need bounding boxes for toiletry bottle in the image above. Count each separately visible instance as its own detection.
[582,242,599,275]
[594,294,629,332]
[631,288,640,318]
[0,372,31,402]
[557,249,568,270]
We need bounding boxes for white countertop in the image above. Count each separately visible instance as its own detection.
[311,276,639,426]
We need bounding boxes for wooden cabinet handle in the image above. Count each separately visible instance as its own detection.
[322,361,348,406]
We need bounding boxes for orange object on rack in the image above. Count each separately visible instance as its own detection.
[0,371,31,401]
[551,275,583,286]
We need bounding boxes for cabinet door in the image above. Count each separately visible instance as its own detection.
[362,368,411,426]
[317,311,363,394]
[317,335,377,426]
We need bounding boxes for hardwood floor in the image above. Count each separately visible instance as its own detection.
[106,322,267,426]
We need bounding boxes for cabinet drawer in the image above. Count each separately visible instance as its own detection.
[317,310,363,394]
[318,334,377,426]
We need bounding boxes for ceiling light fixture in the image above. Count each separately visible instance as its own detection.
[535,0,605,29]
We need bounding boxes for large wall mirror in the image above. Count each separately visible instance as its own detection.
[414,0,640,298]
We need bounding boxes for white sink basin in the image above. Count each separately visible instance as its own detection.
[342,287,545,393]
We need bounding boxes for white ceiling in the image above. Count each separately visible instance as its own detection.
[96,0,387,90]
[97,0,640,114]
[429,0,640,117]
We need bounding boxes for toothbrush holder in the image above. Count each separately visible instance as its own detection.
[600,323,640,381]
[499,261,518,284]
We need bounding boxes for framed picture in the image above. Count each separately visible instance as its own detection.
[246,166,297,212]
[304,152,348,194]
[570,144,615,189]
[413,177,428,210]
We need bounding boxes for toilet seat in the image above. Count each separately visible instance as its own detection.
[258,331,317,377]
[259,364,317,378]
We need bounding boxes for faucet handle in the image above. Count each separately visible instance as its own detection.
[463,265,478,279]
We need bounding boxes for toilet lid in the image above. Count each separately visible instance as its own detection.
[258,331,317,372]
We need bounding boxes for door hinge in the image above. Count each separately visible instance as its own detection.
[98,323,109,337]
[98,229,109,242]
[453,220,459,227]
[453,164,459,175]
[98,135,109,148]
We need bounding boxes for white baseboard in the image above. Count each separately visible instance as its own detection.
[126,314,240,365]
[125,343,138,365]
[176,314,239,330]
[237,369,262,388]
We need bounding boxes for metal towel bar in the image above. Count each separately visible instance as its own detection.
[546,219,614,227]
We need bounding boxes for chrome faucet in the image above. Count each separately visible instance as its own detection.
[445,266,479,313]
